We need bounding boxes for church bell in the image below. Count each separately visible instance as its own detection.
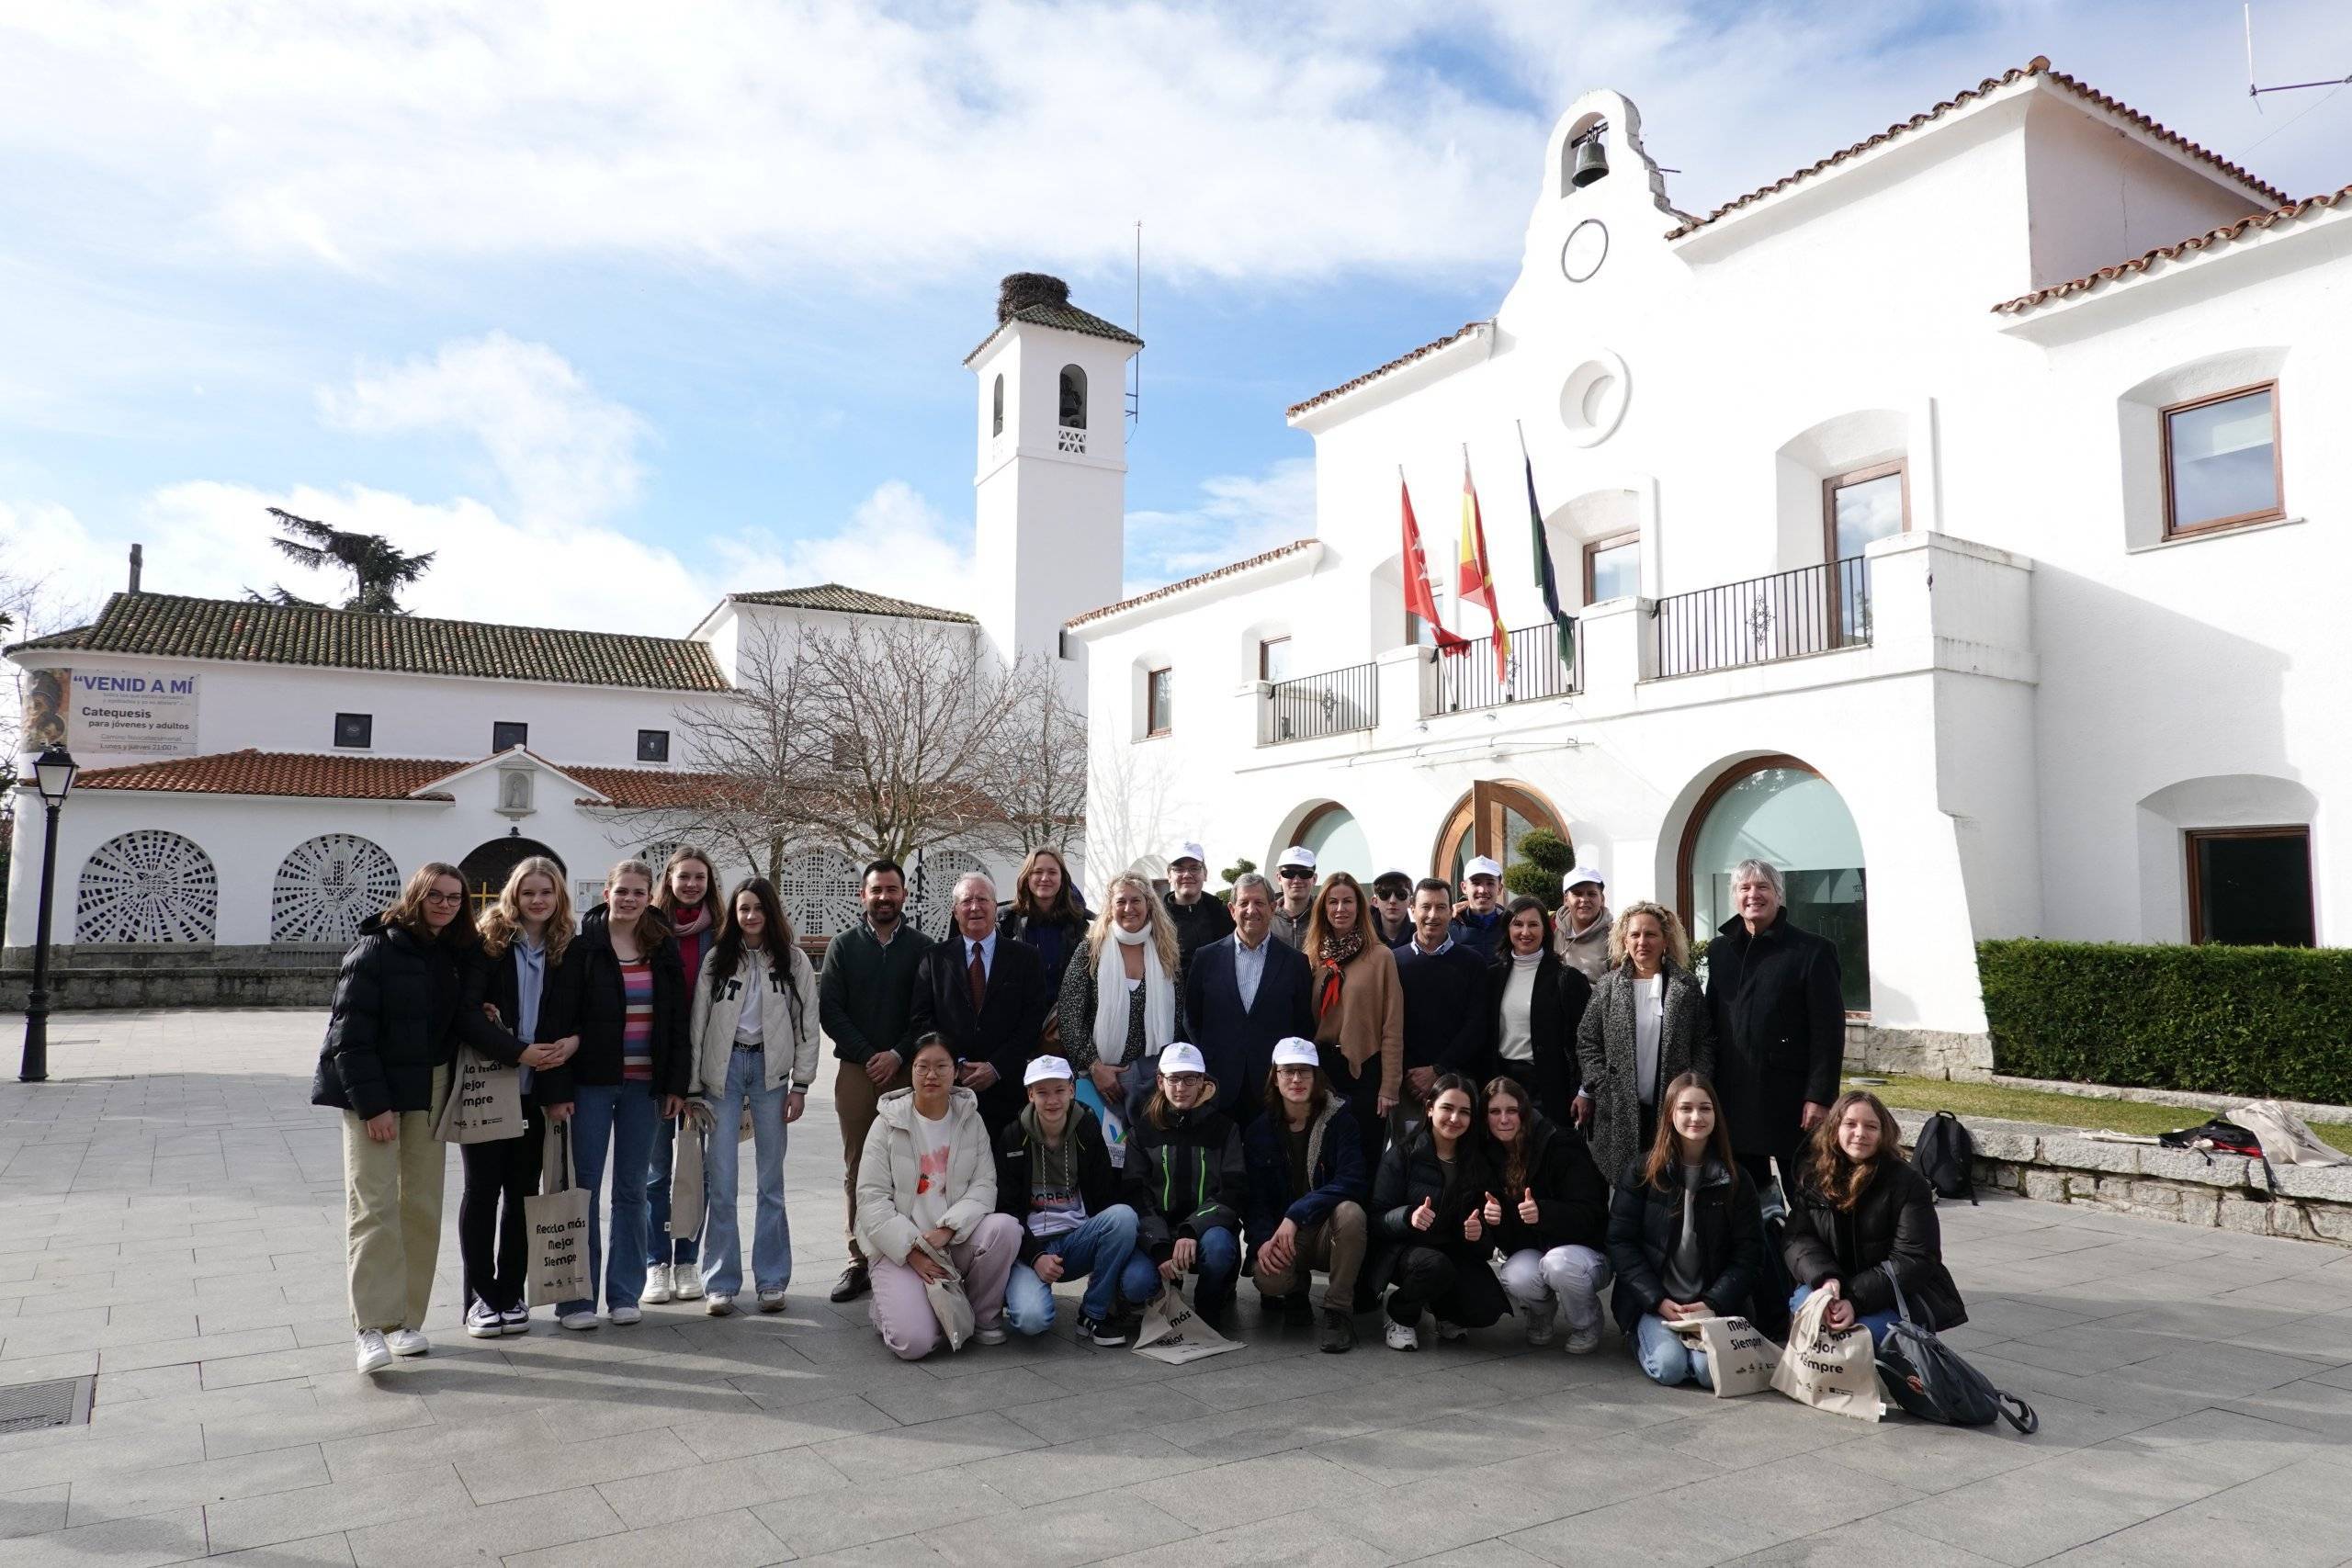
[1570,133,1609,188]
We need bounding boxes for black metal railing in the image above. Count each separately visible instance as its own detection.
[1429,620,1582,715]
[1259,661,1378,745]
[1652,557,1871,679]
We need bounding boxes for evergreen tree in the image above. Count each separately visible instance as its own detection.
[246,508,435,614]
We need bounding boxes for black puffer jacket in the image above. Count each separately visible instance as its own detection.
[473,935,589,1107]
[1782,1157,1966,1329]
[1485,1112,1610,1256]
[312,916,515,1119]
[1363,1121,1511,1324]
[1605,1155,1764,1332]
[1125,1101,1246,1261]
[567,905,691,1094]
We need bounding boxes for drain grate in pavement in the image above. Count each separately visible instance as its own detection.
[0,1376,95,1434]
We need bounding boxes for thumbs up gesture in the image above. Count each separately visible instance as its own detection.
[1409,1195,1437,1232]
[1518,1186,1541,1224]
[1464,1206,1483,1243]
[1481,1191,1503,1224]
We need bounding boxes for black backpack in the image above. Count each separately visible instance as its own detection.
[1875,1263,2038,1432]
[1912,1111,1977,1204]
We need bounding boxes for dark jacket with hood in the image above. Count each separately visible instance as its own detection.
[1782,1156,1966,1329]
[1125,1100,1247,1261]
[312,914,520,1119]
[1606,1153,1765,1332]
[473,929,588,1106]
[567,904,691,1095]
[998,900,1094,999]
[1705,908,1845,1155]
[1162,889,1235,978]
[1480,949,1593,1126]
[1363,1119,1511,1323]
[1242,1095,1368,1251]
[994,1102,1125,1267]
[1484,1111,1610,1256]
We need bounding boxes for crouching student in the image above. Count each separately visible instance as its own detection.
[1122,1043,1246,1331]
[997,1055,1142,1346]
[1781,1089,1966,1344]
[1482,1075,1611,1354]
[1368,1074,1511,1350]
[854,1033,1023,1359]
[1245,1038,1369,1351]
[1606,1071,1763,1389]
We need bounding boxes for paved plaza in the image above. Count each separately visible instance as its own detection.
[0,1010,2347,1567]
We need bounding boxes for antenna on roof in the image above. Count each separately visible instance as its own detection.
[2245,3,2352,100]
[1126,220,1142,432]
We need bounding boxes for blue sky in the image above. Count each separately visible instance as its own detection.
[4,1,2347,637]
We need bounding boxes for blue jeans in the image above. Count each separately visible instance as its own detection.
[699,1049,791,1298]
[1635,1313,1716,1389]
[563,1083,660,1315]
[1789,1283,1898,1346]
[1117,1224,1240,1318]
[646,1118,697,1268]
[1004,1205,1141,1334]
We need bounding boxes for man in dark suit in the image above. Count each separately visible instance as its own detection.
[911,872,1052,1137]
[1182,871,1315,1123]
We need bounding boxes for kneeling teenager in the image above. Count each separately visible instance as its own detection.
[1606,1071,1763,1389]
[1369,1074,1510,1350]
[1123,1043,1247,1331]
[1245,1037,1370,1352]
[1482,1075,1611,1354]
[997,1055,1141,1345]
[1781,1089,1966,1343]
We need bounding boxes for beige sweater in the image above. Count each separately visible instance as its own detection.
[1309,941,1404,1100]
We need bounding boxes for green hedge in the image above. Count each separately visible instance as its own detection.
[1978,939,2352,1105]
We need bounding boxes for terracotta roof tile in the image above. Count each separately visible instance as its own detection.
[727,584,975,623]
[1285,322,1490,419]
[1664,57,2289,241]
[1065,539,1317,628]
[9,592,729,692]
[67,749,718,807]
[1993,181,2352,313]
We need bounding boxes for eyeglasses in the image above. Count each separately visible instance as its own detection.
[424,890,465,906]
[1161,1073,1206,1086]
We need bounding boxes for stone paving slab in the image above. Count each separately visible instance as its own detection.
[0,1009,2347,1567]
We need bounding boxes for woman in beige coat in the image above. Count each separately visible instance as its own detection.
[1306,872,1405,1172]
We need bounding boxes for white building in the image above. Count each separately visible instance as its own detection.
[6,274,1141,1004]
[1069,59,2347,1071]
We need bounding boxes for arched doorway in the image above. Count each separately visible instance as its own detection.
[1678,755,1869,1011]
[460,835,565,918]
[1431,781,1570,887]
[1295,802,1374,884]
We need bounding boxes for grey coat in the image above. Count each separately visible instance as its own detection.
[1575,959,1715,1186]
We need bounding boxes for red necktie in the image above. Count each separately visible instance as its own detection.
[967,942,987,1013]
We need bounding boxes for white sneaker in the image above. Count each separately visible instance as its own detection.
[642,1269,673,1304]
[973,1325,1007,1346]
[757,1289,786,1314]
[1525,1305,1555,1348]
[672,1264,704,1301]
[705,1293,735,1316]
[1434,1319,1467,1343]
[560,1311,600,1331]
[609,1304,642,1326]
[386,1328,429,1357]
[1385,1318,1419,1352]
[355,1329,391,1374]
[464,1303,504,1339]
[1565,1324,1604,1355]
[501,1306,529,1336]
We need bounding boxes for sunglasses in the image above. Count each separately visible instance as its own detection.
[1277,867,1315,879]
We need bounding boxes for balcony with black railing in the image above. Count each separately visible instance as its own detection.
[1652,556,1872,679]
[1258,661,1378,745]
[1427,620,1582,716]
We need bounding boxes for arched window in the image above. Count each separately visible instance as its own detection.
[1059,365,1087,431]
[76,829,219,943]
[273,834,401,943]
[1295,801,1374,885]
[991,374,1004,437]
[1679,756,1870,1010]
[1432,781,1568,887]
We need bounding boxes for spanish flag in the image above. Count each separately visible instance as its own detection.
[1458,452,1508,682]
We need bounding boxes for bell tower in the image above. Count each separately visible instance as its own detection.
[967,272,1141,684]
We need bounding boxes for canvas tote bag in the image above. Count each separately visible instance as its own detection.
[912,1236,973,1352]
[524,1122,592,1306]
[1133,1288,1243,1365]
[433,1043,524,1145]
[1674,1314,1782,1398]
[670,1112,707,1244]
[1771,1286,1884,1422]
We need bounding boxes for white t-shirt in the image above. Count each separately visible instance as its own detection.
[734,962,764,1044]
[910,1109,953,1232]
[1634,973,1666,1106]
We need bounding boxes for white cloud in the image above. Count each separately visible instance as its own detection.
[710,480,981,619]
[1125,457,1317,593]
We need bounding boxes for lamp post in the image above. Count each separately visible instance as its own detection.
[19,742,78,1083]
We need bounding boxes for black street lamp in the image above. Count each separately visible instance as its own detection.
[19,742,78,1084]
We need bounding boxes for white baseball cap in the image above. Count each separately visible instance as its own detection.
[1464,855,1504,882]
[1272,1038,1320,1069]
[1167,840,1206,868]
[1275,845,1317,872]
[1023,1055,1075,1087]
[1563,864,1606,890]
[1159,1042,1207,1075]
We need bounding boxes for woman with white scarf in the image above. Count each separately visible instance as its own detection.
[1056,873,1187,1147]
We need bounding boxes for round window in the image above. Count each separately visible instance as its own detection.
[1557,352,1629,446]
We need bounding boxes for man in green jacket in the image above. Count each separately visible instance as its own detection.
[819,858,936,1302]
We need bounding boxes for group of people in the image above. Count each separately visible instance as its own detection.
[313,840,1964,1391]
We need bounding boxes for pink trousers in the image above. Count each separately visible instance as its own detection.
[868,1212,1022,1360]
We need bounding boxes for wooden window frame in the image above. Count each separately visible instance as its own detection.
[2184,824,2313,946]
[1144,666,1173,738]
[333,712,372,750]
[1430,779,1568,886]
[1820,458,1910,564]
[2160,380,2284,539]
[1258,636,1292,682]
[1580,529,1641,605]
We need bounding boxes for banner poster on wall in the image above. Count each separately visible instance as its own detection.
[40,668,203,757]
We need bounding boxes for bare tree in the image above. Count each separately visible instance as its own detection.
[3,568,93,767]
[975,660,1089,861]
[1081,732,1192,904]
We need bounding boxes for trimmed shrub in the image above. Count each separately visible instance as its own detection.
[1505,828,1574,911]
[1977,939,2352,1106]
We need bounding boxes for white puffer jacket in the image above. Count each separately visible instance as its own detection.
[854,1085,996,1265]
[686,943,821,1099]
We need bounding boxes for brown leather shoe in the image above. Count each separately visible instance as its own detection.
[829,1263,870,1303]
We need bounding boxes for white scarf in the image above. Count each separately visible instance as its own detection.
[1091,924,1174,1066]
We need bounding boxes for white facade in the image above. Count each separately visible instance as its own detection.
[1071,65,2348,1057]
